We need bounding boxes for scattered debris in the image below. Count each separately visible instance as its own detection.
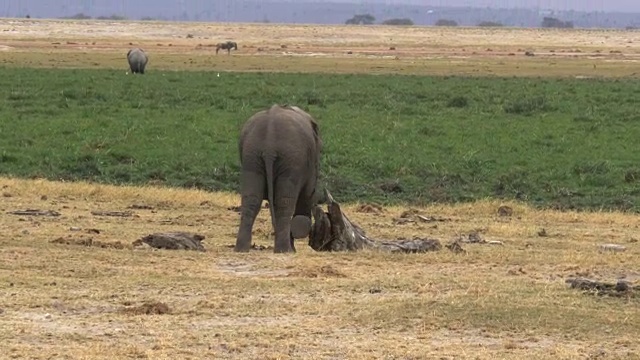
[393,209,451,224]
[127,204,154,210]
[487,240,505,246]
[507,267,526,275]
[120,301,171,315]
[226,205,241,212]
[355,203,384,214]
[598,244,626,252]
[67,227,99,234]
[457,231,485,244]
[379,237,442,253]
[389,46,396,50]
[566,277,637,298]
[133,232,206,251]
[497,205,513,217]
[445,240,466,254]
[91,210,133,217]
[525,51,535,56]
[186,34,194,39]
[50,236,125,249]
[537,228,548,237]
[369,287,382,294]
[8,209,60,217]
[2,192,11,197]
[227,243,272,251]
[416,214,451,222]
[291,264,347,278]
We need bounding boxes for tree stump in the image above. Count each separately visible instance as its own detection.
[308,190,441,253]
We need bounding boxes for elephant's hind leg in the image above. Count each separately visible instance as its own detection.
[273,180,299,253]
[235,172,265,252]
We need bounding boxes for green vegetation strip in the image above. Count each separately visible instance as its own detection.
[1,68,639,211]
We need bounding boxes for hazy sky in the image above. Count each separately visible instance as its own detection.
[4,0,640,14]
[299,0,640,12]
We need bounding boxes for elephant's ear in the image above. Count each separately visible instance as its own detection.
[127,49,132,57]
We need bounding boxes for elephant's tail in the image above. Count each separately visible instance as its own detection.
[264,155,277,231]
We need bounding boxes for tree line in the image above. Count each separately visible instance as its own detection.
[345,14,579,28]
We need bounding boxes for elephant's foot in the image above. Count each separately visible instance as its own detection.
[234,234,252,253]
[274,238,295,253]
[273,245,295,254]
[234,244,251,253]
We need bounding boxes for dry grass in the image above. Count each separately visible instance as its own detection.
[1,19,639,76]
[1,176,638,359]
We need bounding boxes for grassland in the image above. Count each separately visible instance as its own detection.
[2,68,640,211]
[1,177,638,359]
[1,19,639,77]
[1,19,640,359]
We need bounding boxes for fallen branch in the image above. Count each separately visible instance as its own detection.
[308,190,442,253]
[91,210,133,217]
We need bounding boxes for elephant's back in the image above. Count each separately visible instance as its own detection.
[241,108,317,155]
[128,48,148,63]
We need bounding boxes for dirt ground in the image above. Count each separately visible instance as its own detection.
[0,177,638,359]
[1,19,639,76]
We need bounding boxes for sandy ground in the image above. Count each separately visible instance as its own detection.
[1,19,639,76]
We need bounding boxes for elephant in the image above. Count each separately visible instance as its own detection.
[127,48,149,74]
[216,41,238,55]
[235,104,323,254]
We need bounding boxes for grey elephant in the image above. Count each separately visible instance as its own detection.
[235,104,323,253]
[127,48,149,74]
[216,41,238,55]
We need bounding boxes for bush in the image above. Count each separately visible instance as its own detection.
[435,19,458,27]
[345,14,375,25]
[541,17,574,29]
[477,21,503,27]
[382,18,414,26]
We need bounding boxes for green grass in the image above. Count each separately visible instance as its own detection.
[1,67,640,211]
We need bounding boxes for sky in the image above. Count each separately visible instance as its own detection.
[296,0,640,12]
[3,0,640,15]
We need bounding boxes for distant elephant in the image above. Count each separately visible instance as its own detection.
[216,41,238,55]
[127,48,149,74]
[235,104,323,253]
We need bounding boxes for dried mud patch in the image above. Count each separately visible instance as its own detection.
[50,236,127,249]
[216,261,292,278]
[119,301,171,315]
[289,264,347,278]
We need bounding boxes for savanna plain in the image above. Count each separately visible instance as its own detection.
[0,19,639,359]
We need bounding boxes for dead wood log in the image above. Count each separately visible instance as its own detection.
[8,209,60,217]
[134,232,206,251]
[308,190,441,253]
[566,277,637,298]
